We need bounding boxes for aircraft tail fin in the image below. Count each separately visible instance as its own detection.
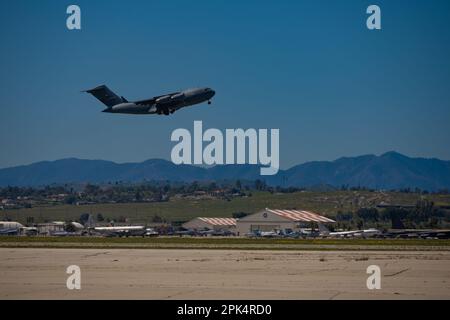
[84,214,96,229]
[83,85,124,107]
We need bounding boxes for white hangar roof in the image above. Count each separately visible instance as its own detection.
[265,209,335,223]
[198,217,237,226]
[237,208,335,223]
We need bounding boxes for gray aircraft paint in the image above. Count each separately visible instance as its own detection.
[84,85,215,115]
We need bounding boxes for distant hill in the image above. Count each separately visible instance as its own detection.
[282,152,450,191]
[0,152,449,191]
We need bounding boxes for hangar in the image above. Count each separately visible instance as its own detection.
[236,208,335,235]
[182,217,237,232]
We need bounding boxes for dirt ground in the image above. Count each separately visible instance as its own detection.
[1,248,449,299]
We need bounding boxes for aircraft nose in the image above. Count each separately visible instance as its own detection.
[210,89,215,98]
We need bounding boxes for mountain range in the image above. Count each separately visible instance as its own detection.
[1,152,449,191]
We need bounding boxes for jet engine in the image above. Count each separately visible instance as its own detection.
[170,93,185,102]
[155,93,185,104]
[155,95,171,104]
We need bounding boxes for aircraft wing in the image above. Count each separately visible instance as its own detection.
[134,92,179,105]
[330,230,360,236]
[134,97,156,106]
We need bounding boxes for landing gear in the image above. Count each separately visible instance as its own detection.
[207,100,211,105]
[157,108,171,115]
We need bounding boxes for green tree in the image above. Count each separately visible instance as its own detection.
[382,208,409,229]
[232,212,248,219]
[356,208,379,222]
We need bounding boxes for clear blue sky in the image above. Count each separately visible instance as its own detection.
[1,0,449,169]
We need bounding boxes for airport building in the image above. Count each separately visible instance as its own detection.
[182,217,237,232]
[36,222,65,235]
[236,208,335,235]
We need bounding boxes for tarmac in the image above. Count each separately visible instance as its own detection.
[1,248,449,299]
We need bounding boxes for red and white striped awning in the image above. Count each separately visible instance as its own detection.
[198,217,237,226]
[266,209,335,223]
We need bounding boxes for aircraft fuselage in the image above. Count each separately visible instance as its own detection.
[86,86,216,115]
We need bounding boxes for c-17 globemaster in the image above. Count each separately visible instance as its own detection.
[84,85,215,115]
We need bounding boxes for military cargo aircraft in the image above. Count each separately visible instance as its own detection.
[84,85,215,115]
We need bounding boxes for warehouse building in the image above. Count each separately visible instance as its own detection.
[182,217,237,232]
[36,222,65,235]
[236,208,335,235]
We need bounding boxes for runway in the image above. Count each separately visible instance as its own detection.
[1,248,449,299]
